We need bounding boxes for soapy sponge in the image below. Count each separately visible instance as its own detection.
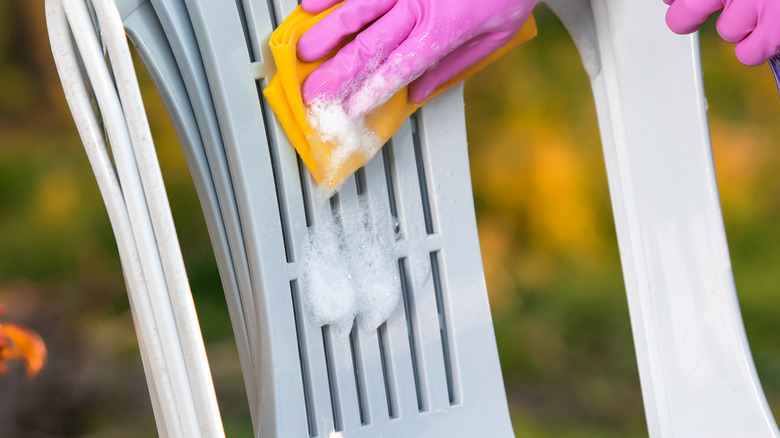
[263,4,536,192]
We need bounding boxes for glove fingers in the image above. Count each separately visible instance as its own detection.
[734,20,780,66]
[409,32,516,103]
[301,0,342,14]
[665,0,723,34]
[343,31,449,116]
[302,5,416,103]
[716,2,757,43]
[298,0,397,62]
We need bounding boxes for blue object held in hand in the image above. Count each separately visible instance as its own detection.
[770,54,780,98]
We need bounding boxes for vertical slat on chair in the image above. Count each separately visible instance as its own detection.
[277,158,335,438]
[362,149,420,422]
[374,140,432,422]
[273,0,299,26]
[240,0,341,435]
[350,326,390,428]
[324,325,363,433]
[414,88,515,436]
[411,108,464,407]
[334,177,394,431]
[386,118,450,413]
[310,176,362,434]
[350,157,397,429]
[299,170,355,436]
[270,148,335,438]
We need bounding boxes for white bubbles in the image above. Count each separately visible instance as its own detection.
[307,100,383,192]
[302,65,430,335]
[345,66,408,118]
[300,211,357,335]
[300,195,403,337]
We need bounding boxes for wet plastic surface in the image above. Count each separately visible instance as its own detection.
[547,0,780,436]
[112,0,516,436]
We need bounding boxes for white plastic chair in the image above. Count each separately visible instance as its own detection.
[46,0,223,436]
[47,0,513,436]
[546,0,780,435]
[45,0,780,436]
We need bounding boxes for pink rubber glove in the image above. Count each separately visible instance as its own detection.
[664,0,780,66]
[301,0,341,14]
[297,0,535,116]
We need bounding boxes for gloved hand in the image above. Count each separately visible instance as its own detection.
[663,0,780,66]
[297,0,536,116]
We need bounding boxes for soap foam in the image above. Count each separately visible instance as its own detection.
[300,195,404,336]
[300,210,357,336]
[307,99,382,193]
[345,68,407,118]
[343,197,401,332]
[346,54,416,118]
[305,58,414,192]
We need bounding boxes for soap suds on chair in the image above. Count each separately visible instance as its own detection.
[301,194,426,336]
[306,99,382,193]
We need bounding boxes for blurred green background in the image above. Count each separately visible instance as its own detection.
[1,1,780,437]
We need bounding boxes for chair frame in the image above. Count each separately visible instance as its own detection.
[46,0,780,436]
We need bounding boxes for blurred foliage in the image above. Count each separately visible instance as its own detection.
[0,1,779,437]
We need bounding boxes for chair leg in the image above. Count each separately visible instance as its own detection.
[47,0,225,435]
[546,0,780,435]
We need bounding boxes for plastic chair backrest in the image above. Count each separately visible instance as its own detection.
[49,0,780,436]
[117,0,515,436]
